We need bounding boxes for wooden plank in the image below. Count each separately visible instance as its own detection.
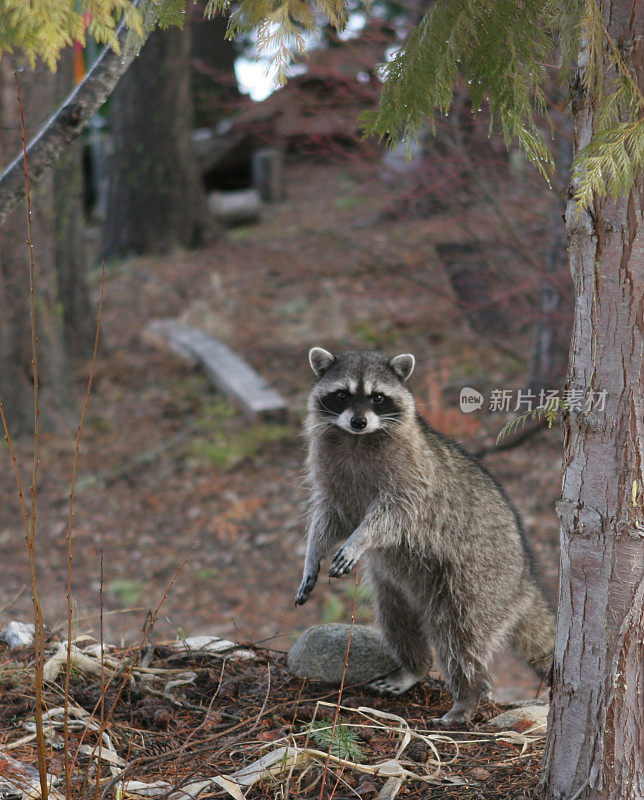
[145,321,288,422]
[252,147,284,202]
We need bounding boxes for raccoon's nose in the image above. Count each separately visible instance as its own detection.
[350,414,367,430]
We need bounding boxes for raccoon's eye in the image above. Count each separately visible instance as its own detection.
[334,390,348,401]
[371,393,385,405]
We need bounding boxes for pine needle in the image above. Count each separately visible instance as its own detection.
[304,719,366,762]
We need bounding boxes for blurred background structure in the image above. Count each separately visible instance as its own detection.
[0,1,573,700]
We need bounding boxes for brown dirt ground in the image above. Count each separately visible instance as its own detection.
[0,155,562,705]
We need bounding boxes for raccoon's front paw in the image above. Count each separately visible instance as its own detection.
[328,545,359,578]
[295,573,318,606]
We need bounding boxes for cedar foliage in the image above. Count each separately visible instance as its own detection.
[0,0,186,70]
[2,1,641,211]
[0,0,142,69]
[207,0,644,211]
[205,0,348,82]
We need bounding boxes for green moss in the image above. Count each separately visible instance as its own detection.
[277,297,307,317]
[334,193,367,211]
[88,414,114,433]
[197,398,237,427]
[195,567,220,580]
[343,582,372,604]
[322,593,344,623]
[350,321,399,349]
[108,579,144,606]
[189,423,294,470]
[0,662,31,689]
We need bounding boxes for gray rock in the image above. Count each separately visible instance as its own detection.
[0,621,34,649]
[287,624,400,685]
[208,189,261,226]
[487,702,549,733]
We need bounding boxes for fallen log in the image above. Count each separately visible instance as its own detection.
[144,321,288,422]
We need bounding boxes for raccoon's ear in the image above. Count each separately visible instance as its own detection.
[309,347,335,377]
[389,353,415,382]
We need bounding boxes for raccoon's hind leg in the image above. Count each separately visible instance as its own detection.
[508,591,556,683]
[431,650,493,727]
[429,617,494,727]
[368,575,432,695]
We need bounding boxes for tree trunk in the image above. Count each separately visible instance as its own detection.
[526,121,572,394]
[0,0,166,227]
[53,50,94,358]
[101,23,211,258]
[190,5,239,129]
[541,4,643,798]
[0,61,72,433]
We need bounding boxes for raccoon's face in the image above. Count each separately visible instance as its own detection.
[306,348,416,435]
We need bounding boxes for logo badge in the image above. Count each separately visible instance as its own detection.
[460,387,484,413]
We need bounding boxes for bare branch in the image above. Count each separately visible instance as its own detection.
[0,0,163,226]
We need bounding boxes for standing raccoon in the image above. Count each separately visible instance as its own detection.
[295,348,555,725]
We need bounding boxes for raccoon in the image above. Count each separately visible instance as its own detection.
[295,347,555,725]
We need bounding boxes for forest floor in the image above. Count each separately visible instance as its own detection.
[0,638,545,800]
[0,151,563,715]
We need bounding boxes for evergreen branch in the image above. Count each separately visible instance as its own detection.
[496,399,566,445]
[578,0,605,100]
[0,0,142,70]
[572,118,644,209]
[158,0,190,30]
[568,0,643,209]
[599,14,644,110]
[198,0,641,206]
[305,719,366,761]
[550,0,584,86]
[0,0,168,226]
[206,0,347,81]
[3,0,641,221]
[362,0,556,177]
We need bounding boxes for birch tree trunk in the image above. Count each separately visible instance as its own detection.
[541,3,643,798]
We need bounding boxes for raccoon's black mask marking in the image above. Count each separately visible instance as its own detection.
[318,385,402,419]
[318,390,350,417]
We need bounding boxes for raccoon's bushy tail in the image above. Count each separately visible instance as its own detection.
[509,591,556,682]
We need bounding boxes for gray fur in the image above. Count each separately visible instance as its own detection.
[296,348,556,724]
[309,347,335,377]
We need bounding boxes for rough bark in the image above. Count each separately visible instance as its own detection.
[53,51,94,358]
[526,122,573,394]
[0,62,71,432]
[0,0,164,226]
[541,3,644,798]
[190,5,239,129]
[101,22,211,258]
